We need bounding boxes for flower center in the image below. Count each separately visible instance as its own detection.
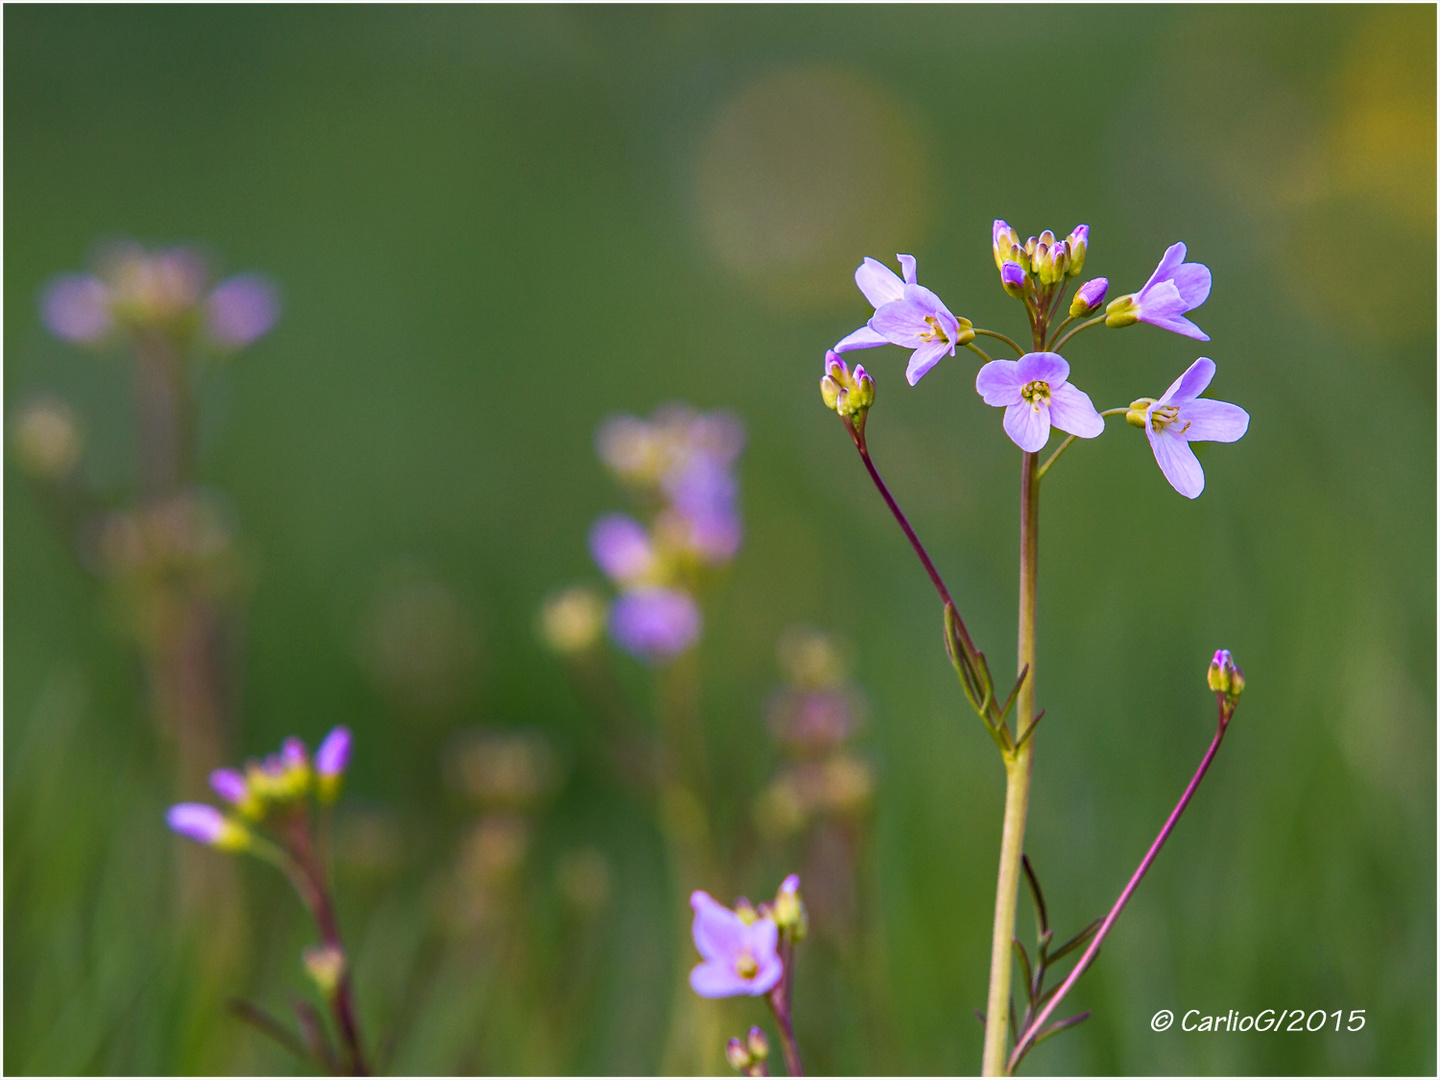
[919,316,950,344]
[734,949,758,980]
[1020,380,1051,412]
[1149,404,1190,434]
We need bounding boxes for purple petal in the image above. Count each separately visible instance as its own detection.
[1179,399,1249,443]
[1139,311,1209,341]
[905,340,949,385]
[1003,402,1052,453]
[780,873,800,893]
[691,890,748,960]
[1015,351,1069,386]
[975,360,1024,406]
[834,324,888,352]
[902,283,956,325]
[1147,428,1205,499]
[1134,279,1187,318]
[897,254,917,285]
[749,950,784,995]
[282,736,308,767]
[41,275,112,343]
[1047,383,1105,439]
[854,258,906,309]
[689,959,756,998]
[1157,358,1216,406]
[1140,242,1187,294]
[1075,277,1108,308]
[745,915,779,956]
[209,769,247,804]
[589,514,654,584]
[608,588,701,661]
[166,803,226,845]
[316,726,353,777]
[1000,262,1026,289]
[870,299,930,344]
[1168,262,1211,309]
[205,275,280,347]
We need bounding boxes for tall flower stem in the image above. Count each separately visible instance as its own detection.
[767,935,804,1076]
[1008,693,1238,1071]
[981,450,1040,1075]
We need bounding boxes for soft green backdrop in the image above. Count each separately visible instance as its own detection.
[6,5,1435,1075]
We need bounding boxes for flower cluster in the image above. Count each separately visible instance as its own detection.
[166,726,352,850]
[589,404,745,662]
[827,222,1248,498]
[689,875,806,999]
[42,241,279,350]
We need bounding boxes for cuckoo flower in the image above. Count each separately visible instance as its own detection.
[834,255,971,386]
[1129,357,1249,499]
[689,890,784,997]
[975,352,1105,453]
[1107,242,1212,340]
[589,513,657,586]
[609,587,701,662]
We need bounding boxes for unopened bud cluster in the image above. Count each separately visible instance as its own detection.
[820,350,875,421]
[726,1026,771,1076]
[993,221,1089,294]
[1207,649,1245,701]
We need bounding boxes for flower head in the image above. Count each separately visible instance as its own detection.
[589,514,658,586]
[166,803,250,851]
[205,274,280,347]
[688,890,784,997]
[316,725,353,777]
[1105,242,1212,340]
[820,350,875,422]
[1071,277,1108,317]
[1125,358,1248,498]
[1207,649,1245,698]
[609,587,701,662]
[975,352,1105,453]
[834,255,972,386]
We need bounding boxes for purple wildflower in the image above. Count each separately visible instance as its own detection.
[589,513,657,585]
[1108,243,1212,340]
[209,768,248,804]
[316,726,353,778]
[41,275,113,343]
[166,803,248,850]
[662,455,741,564]
[609,587,701,662]
[1071,277,1108,316]
[688,890,784,998]
[205,274,280,347]
[834,255,970,386]
[282,736,309,769]
[975,352,1105,453]
[1134,358,1249,499]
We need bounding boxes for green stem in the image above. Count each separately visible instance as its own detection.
[1045,315,1074,351]
[975,328,1025,355]
[966,341,996,364]
[1034,409,1130,483]
[1051,316,1106,354]
[981,450,1041,1075]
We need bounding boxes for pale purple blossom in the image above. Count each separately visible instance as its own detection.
[316,726,353,778]
[282,736,308,769]
[1111,242,1212,340]
[609,587,701,661]
[975,352,1105,453]
[1140,358,1249,499]
[41,275,113,343]
[205,274,280,347]
[166,803,229,846]
[1073,277,1108,313]
[688,890,784,998]
[834,255,967,386]
[209,768,248,804]
[589,514,656,585]
[662,455,741,564]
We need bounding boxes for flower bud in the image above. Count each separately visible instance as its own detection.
[1033,242,1052,284]
[1070,277,1109,317]
[302,943,347,998]
[1104,294,1139,328]
[539,586,606,654]
[820,351,875,421]
[316,725,353,802]
[726,1038,752,1072]
[12,399,83,480]
[166,803,251,852]
[1066,225,1089,275]
[746,1026,770,1061]
[771,873,807,941]
[953,317,975,347]
[1038,229,1056,249]
[992,220,1020,271]
[1000,261,1028,299]
[1207,649,1245,698]
[1049,241,1070,282]
[1125,398,1155,428]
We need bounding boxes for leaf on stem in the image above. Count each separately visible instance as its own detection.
[1011,937,1034,1009]
[1033,1011,1092,1047]
[1048,918,1102,965]
[1015,709,1045,750]
[227,999,314,1067]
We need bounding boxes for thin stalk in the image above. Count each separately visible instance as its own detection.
[975,328,1025,355]
[966,341,996,364]
[1051,316,1106,354]
[981,450,1040,1075]
[1045,314,1075,351]
[768,936,804,1076]
[1034,409,1130,483]
[1008,696,1237,1071]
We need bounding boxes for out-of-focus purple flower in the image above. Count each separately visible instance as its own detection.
[589,513,657,585]
[975,351,1105,453]
[1133,357,1249,499]
[834,255,970,386]
[209,768,248,804]
[316,726,353,778]
[166,803,249,850]
[662,455,741,564]
[41,275,113,343]
[1071,277,1108,316]
[1106,242,1212,340]
[205,274,280,347]
[282,736,309,769]
[688,890,784,998]
[609,587,701,662]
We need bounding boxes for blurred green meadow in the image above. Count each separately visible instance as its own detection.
[5,5,1435,1075]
